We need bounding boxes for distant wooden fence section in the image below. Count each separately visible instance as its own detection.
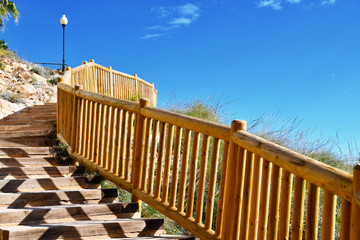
[62,60,157,107]
[57,61,360,240]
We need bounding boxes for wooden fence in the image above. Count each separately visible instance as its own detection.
[62,60,157,107]
[57,61,360,240]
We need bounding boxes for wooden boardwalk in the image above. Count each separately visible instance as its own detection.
[0,104,193,239]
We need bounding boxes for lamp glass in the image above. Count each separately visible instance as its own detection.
[60,14,68,25]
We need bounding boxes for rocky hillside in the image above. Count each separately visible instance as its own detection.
[0,54,60,119]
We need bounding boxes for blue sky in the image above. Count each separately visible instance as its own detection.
[2,0,360,155]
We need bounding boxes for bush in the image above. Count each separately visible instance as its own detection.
[30,64,47,76]
[0,39,9,50]
[0,91,25,103]
[129,92,141,102]
[47,78,57,86]
[170,98,224,124]
[31,76,41,88]
[0,62,4,70]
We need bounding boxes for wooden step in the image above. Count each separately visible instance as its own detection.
[0,166,78,179]
[0,147,51,157]
[0,120,57,126]
[0,176,97,192]
[0,188,118,207]
[0,202,140,226]
[0,139,58,147]
[0,218,164,239]
[0,129,55,138]
[0,124,55,131]
[0,157,68,167]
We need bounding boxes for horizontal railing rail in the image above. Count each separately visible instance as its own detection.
[57,61,360,240]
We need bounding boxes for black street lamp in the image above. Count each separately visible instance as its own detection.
[60,14,68,72]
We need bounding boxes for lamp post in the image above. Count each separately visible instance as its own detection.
[60,14,68,72]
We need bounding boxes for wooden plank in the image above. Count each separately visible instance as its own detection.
[205,137,220,231]
[147,120,159,194]
[240,150,255,240]
[169,126,182,208]
[195,134,210,224]
[112,108,121,174]
[305,183,320,240]
[119,110,127,177]
[124,112,134,180]
[215,140,229,237]
[321,190,337,240]
[161,124,174,203]
[186,131,200,219]
[154,122,166,199]
[291,176,306,240]
[257,160,271,240]
[177,129,191,213]
[141,118,152,190]
[340,199,351,240]
[278,170,293,240]
[248,155,262,240]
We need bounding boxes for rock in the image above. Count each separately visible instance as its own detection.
[31,73,47,83]
[22,71,31,80]
[0,98,24,119]
[17,83,37,97]
[3,65,12,72]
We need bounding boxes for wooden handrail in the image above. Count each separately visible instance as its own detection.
[231,130,353,202]
[57,61,360,240]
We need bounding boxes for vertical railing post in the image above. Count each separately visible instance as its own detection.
[350,164,360,239]
[222,119,247,240]
[108,66,113,97]
[133,74,138,99]
[70,85,82,154]
[56,77,64,135]
[131,98,150,213]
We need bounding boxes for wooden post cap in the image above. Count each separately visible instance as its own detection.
[65,67,71,71]
[57,77,64,83]
[139,98,150,108]
[89,59,94,63]
[133,74,137,77]
[108,66,112,70]
[231,119,247,132]
[74,85,82,91]
[82,61,87,64]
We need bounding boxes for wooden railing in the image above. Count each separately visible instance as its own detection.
[57,61,360,240]
[62,60,157,107]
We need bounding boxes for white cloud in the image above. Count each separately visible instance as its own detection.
[140,33,167,40]
[286,0,301,3]
[143,3,201,39]
[178,3,200,19]
[151,7,171,18]
[258,0,282,10]
[321,0,336,6]
[169,17,192,26]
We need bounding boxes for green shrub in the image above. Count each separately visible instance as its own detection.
[0,62,4,70]
[0,39,9,50]
[0,91,24,103]
[30,76,41,88]
[129,92,141,102]
[47,78,57,86]
[30,64,47,76]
